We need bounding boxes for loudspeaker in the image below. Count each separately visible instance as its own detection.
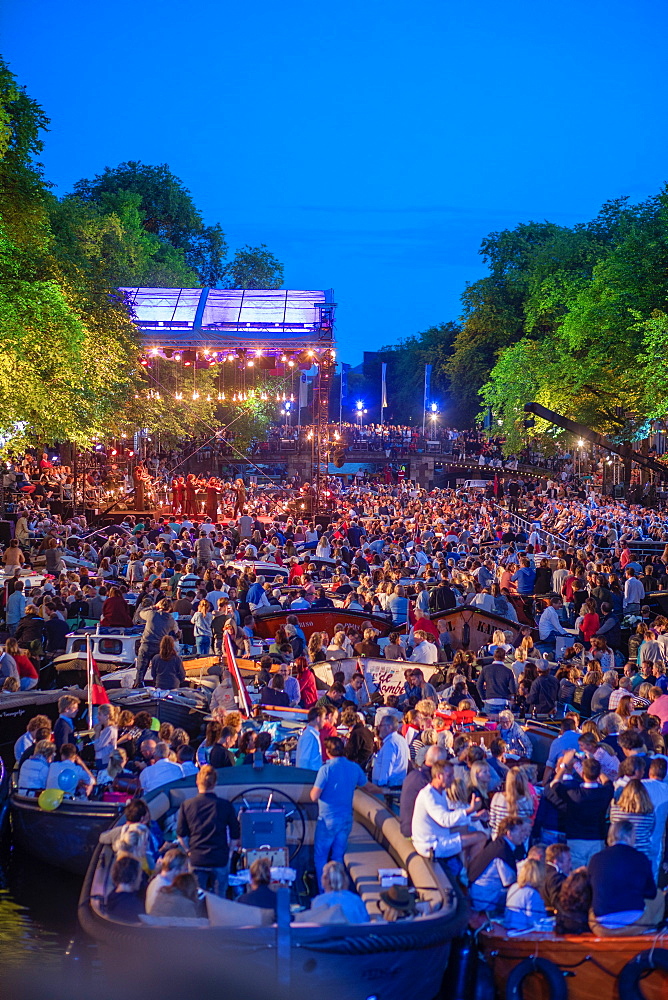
[0,521,12,546]
[315,514,332,530]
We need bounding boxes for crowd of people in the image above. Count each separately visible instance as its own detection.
[6,462,668,933]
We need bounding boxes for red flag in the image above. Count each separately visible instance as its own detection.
[90,657,110,705]
[223,633,252,717]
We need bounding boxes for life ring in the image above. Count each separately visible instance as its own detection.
[618,948,668,1000]
[505,957,567,1000]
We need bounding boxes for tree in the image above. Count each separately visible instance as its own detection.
[481,189,668,450]
[71,161,227,285]
[222,243,284,289]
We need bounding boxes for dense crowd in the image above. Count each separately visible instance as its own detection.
[5,472,668,933]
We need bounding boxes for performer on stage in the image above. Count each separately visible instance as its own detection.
[132,461,148,511]
[176,475,185,515]
[233,478,246,516]
[171,477,180,515]
[206,477,220,521]
[185,474,197,516]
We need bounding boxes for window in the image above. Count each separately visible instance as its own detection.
[98,639,123,656]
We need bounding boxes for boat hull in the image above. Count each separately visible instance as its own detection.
[0,688,87,764]
[10,793,121,875]
[107,689,209,737]
[430,606,532,651]
[253,608,396,642]
[79,765,466,1000]
[478,926,668,1000]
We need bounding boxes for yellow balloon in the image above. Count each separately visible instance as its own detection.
[38,789,65,811]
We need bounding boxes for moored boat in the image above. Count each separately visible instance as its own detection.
[10,783,124,875]
[430,605,533,651]
[79,764,467,1000]
[0,687,87,763]
[253,607,396,642]
[476,922,668,1000]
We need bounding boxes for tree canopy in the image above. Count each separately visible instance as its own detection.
[222,243,284,290]
[0,61,286,451]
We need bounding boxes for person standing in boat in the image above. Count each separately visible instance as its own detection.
[176,764,240,897]
[296,706,326,770]
[310,736,369,889]
[135,598,180,688]
[149,635,186,689]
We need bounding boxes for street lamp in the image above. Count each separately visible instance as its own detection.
[356,401,365,429]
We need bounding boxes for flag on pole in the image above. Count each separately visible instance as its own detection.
[424,364,432,409]
[340,362,351,401]
[381,362,387,409]
[224,633,253,717]
[90,656,110,705]
[299,372,309,408]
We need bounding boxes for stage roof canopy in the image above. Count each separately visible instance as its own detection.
[122,287,335,352]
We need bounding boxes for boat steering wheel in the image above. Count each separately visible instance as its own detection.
[229,786,307,861]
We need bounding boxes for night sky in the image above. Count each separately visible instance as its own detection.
[2,0,667,362]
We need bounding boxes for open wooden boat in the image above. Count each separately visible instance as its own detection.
[79,764,467,1000]
[477,922,668,1000]
[430,605,533,651]
[252,607,396,642]
[10,782,124,875]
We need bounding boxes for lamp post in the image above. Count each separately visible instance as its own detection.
[356,401,366,430]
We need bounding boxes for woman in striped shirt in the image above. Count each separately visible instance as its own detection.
[489,768,535,838]
[609,779,655,863]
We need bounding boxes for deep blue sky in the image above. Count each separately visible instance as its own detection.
[2,0,667,362]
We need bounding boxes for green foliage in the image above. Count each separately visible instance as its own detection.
[377,323,459,424]
[222,243,284,290]
[71,161,228,285]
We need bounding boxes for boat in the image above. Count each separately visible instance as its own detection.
[78,764,468,1000]
[0,686,87,763]
[107,685,211,737]
[9,780,124,875]
[252,607,396,642]
[476,922,667,1000]
[49,627,144,687]
[430,605,534,651]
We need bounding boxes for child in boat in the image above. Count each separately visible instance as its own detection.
[504,858,552,931]
[93,703,119,770]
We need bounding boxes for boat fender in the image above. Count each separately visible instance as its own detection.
[505,957,567,1000]
[462,624,470,649]
[473,952,496,1000]
[442,932,477,1000]
[618,948,668,1000]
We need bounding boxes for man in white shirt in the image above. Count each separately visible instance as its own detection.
[469,588,496,613]
[295,707,325,771]
[410,632,439,665]
[624,568,645,615]
[642,757,668,880]
[537,598,571,654]
[412,760,487,863]
[371,716,409,788]
[139,742,183,794]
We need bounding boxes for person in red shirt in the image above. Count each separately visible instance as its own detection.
[412,616,439,641]
[295,656,317,709]
[6,637,38,690]
[319,705,339,755]
[580,599,600,645]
